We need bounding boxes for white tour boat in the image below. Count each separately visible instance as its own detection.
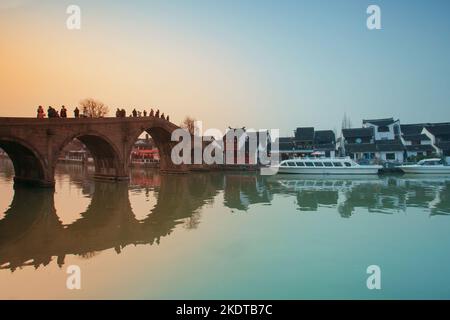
[399,158,450,174]
[275,157,382,175]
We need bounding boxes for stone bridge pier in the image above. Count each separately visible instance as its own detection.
[0,117,189,187]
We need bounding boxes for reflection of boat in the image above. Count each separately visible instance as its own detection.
[275,158,382,175]
[399,158,450,174]
[267,175,382,192]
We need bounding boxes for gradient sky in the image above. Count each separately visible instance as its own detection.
[1,0,449,136]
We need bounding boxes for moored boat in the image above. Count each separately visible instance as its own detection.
[274,157,382,175]
[398,158,450,174]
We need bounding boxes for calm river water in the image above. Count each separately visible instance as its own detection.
[1,159,450,299]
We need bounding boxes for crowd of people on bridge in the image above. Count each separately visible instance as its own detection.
[36,105,170,122]
[116,108,169,121]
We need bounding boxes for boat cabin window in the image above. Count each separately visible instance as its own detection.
[287,162,296,167]
[281,162,288,167]
[295,162,305,167]
[344,162,352,167]
[305,162,314,167]
[333,162,343,167]
[324,162,333,167]
[314,162,324,167]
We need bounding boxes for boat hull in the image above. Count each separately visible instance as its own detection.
[276,166,381,175]
[399,166,450,174]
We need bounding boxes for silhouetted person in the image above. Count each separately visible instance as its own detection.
[37,105,45,119]
[116,108,121,117]
[143,110,147,117]
[60,106,67,118]
[120,109,126,117]
[132,109,137,117]
[47,106,54,118]
[82,106,88,118]
[150,109,154,117]
[155,109,160,118]
[161,112,165,119]
[166,115,169,121]
[74,107,80,118]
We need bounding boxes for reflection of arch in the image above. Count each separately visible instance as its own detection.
[0,171,219,271]
[0,136,51,186]
[55,131,126,180]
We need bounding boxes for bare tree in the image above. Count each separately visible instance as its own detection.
[79,98,109,118]
[341,112,352,130]
[180,116,196,135]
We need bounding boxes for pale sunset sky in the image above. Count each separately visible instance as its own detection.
[1,0,450,136]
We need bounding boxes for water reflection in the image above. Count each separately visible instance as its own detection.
[1,161,450,272]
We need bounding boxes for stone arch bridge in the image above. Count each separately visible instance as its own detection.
[0,117,190,187]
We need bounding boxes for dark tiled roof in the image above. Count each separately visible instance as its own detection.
[400,124,426,135]
[363,118,396,126]
[294,127,314,141]
[425,124,450,136]
[437,141,450,151]
[314,143,336,151]
[376,139,404,152]
[346,140,404,153]
[376,143,404,152]
[314,130,335,144]
[342,128,374,138]
[405,145,435,152]
[402,134,430,141]
[345,143,378,153]
[277,137,295,151]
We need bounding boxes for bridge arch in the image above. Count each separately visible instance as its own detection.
[126,120,189,173]
[0,136,52,187]
[54,131,128,181]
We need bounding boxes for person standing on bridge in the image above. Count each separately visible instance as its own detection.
[37,106,45,118]
[132,108,137,117]
[150,109,154,117]
[116,108,121,117]
[60,106,67,118]
[155,109,160,118]
[74,107,80,118]
[121,109,126,117]
[161,112,165,119]
[143,110,147,117]
[166,115,170,122]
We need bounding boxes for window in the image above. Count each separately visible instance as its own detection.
[344,162,352,167]
[305,162,314,167]
[333,162,343,167]
[281,163,288,167]
[287,162,296,167]
[386,153,396,160]
[314,162,324,167]
[324,162,333,167]
[378,126,390,132]
[295,162,305,167]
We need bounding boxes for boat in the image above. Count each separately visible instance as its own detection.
[274,157,382,175]
[398,158,450,174]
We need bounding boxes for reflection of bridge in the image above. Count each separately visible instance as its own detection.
[1,167,449,271]
[0,117,190,187]
[0,174,221,271]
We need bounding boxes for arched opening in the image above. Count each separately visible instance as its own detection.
[145,127,173,172]
[56,133,126,182]
[0,139,49,187]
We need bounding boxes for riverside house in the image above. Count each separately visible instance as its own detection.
[276,127,336,160]
[341,118,404,163]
